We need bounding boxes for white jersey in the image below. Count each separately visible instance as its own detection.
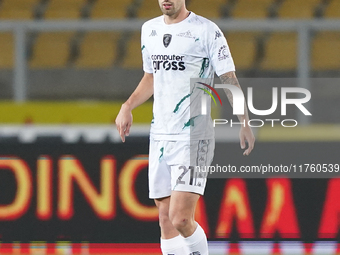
[141,12,235,141]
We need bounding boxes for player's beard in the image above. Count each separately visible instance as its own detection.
[159,1,181,17]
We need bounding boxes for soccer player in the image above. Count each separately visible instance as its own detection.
[115,0,255,254]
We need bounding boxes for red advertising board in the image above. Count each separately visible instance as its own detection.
[0,141,339,243]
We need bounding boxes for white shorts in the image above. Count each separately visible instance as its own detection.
[148,138,215,199]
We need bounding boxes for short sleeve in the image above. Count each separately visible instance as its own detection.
[206,22,235,76]
[141,24,153,74]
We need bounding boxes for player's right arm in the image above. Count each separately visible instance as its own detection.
[115,72,154,142]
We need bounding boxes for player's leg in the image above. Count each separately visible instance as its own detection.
[168,191,198,237]
[169,191,209,255]
[167,139,215,255]
[155,196,188,255]
[149,139,188,255]
[155,196,178,238]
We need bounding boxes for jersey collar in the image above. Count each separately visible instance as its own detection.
[161,11,195,27]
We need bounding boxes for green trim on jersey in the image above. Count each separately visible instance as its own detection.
[182,116,197,130]
[199,58,209,78]
[173,93,191,113]
[159,147,164,161]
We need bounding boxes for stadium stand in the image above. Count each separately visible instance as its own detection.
[260,32,297,71]
[323,0,340,18]
[0,0,39,20]
[0,0,337,73]
[0,33,14,69]
[91,0,133,19]
[226,32,258,70]
[136,0,164,18]
[30,32,75,68]
[75,32,121,68]
[122,32,143,69]
[187,0,227,18]
[312,32,340,71]
[230,0,273,19]
[43,0,86,19]
[277,0,320,19]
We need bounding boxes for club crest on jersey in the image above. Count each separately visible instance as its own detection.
[163,34,172,48]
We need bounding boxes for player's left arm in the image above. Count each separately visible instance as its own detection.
[219,71,255,156]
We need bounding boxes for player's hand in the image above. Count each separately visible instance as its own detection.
[239,125,255,156]
[115,104,133,143]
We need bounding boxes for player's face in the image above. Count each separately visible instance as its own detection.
[158,0,186,17]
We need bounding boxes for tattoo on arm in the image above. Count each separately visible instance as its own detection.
[219,71,249,121]
[219,72,239,107]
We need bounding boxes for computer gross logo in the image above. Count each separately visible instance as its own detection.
[151,54,186,73]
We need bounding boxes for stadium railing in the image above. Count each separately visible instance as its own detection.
[1,19,340,124]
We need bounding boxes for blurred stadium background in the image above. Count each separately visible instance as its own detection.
[0,0,339,254]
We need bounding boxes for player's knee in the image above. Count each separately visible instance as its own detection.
[170,215,190,232]
[158,212,171,228]
[155,198,170,228]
